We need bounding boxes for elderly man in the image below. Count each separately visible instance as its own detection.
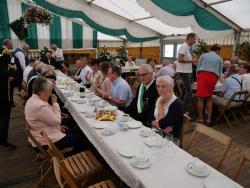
[42,51,61,70]
[0,39,16,149]
[13,43,30,91]
[103,65,132,109]
[212,65,246,105]
[124,64,159,126]
[51,44,64,62]
[176,33,197,113]
[240,63,250,91]
[156,59,175,78]
[74,58,92,86]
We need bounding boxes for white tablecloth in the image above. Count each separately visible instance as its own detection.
[54,73,242,188]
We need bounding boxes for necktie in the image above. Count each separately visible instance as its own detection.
[140,85,146,111]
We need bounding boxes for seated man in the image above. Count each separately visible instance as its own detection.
[74,57,92,87]
[103,65,132,109]
[124,64,158,127]
[212,65,246,105]
[156,59,175,78]
[25,77,85,154]
[42,52,61,70]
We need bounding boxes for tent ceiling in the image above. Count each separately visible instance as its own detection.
[202,0,250,29]
[85,0,192,36]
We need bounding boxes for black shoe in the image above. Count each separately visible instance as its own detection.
[0,142,17,150]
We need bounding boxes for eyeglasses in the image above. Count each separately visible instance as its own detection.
[138,73,150,77]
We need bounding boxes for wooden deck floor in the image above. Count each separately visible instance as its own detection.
[0,94,249,188]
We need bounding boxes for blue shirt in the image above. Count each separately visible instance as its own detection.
[220,74,245,100]
[110,77,132,107]
[196,51,223,76]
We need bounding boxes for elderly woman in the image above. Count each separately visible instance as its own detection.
[95,62,112,97]
[25,77,84,154]
[151,75,183,139]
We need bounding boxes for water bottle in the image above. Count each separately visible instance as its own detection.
[79,85,85,98]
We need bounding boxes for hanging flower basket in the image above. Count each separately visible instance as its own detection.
[23,6,52,26]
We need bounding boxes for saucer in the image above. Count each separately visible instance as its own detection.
[92,123,106,129]
[204,175,237,188]
[128,122,142,129]
[104,106,118,111]
[76,99,86,104]
[118,146,138,158]
[85,112,95,118]
[145,136,168,147]
[130,157,152,169]
[186,163,210,177]
[101,127,117,135]
[140,129,153,137]
[70,98,78,102]
[119,117,132,122]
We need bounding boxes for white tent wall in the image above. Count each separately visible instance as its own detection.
[61,17,73,49]
[99,41,124,48]
[45,0,158,39]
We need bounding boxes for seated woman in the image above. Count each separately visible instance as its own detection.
[95,62,112,97]
[151,75,183,140]
[25,77,85,154]
[89,59,102,91]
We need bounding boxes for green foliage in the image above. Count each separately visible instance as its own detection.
[98,46,112,62]
[240,41,250,62]
[115,46,128,63]
[9,17,28,40]
[40,46,49,59]
[193,39,208,56]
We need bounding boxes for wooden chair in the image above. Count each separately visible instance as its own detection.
[180,114,191,148]
[42,131,102,186]
[52,156,115,188]
[234,147,250,181]
[186,123,232,169]
[213,91,248,127]
[25,127,53,187]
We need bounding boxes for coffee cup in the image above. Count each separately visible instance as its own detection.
[121,114,130,122]
[134,155,148,166]
[191,158,206,173]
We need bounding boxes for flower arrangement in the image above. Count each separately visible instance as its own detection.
[23,6,52,26]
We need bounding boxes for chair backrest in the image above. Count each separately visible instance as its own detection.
[25,123,49,158]
[52,156,80,188]
[42,131,65,160]
[225,91,249,108]
[180,114,190,148]
[234,147,250,180]
[186,123,232,169]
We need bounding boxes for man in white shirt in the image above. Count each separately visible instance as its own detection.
[51,44,64,62]
[176,33,197,113]
[74,57,92,86]
[23,59,35,83]
[240,63,250,91]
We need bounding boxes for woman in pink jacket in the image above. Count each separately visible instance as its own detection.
[25,77,84,154]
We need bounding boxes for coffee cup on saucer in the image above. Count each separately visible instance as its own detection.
[121,114,130,122]
[191,158,206,173]
[133,155,148,166]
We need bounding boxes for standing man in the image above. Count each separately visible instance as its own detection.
[124,64,158,127]
[0,39,17,149]
[103,65,132,109]
[13,43,30,91]
[51,44,66,73]
[176,33,197,113]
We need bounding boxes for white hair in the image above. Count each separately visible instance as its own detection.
[156,75,174,91]
[139,64,153,73]
[22,43,29,49]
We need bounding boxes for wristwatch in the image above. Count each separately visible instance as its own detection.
[108,95,112,100]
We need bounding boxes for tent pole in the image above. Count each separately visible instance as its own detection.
[232,30,241,57]
[159,35,164,63]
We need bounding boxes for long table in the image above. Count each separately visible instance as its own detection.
[55,73,242,188]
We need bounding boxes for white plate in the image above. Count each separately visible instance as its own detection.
[118,146,138,158]
[204,176,237,188]
[86,94,95,99]
[104,106,118,111]
[128,122,142,129]
[130,157,152,169]
[85,113,96,118]
[92,123,106,129]
[145,136,168,147]
[101,127,117,135]
[76,99,86,104]
[140,129,153,137]
[70,98,78,102]
[85,90,91,93]
[186,163,210,177]
[119,117,132,122]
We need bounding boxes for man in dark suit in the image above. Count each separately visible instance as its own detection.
[124,64,159,127]
[0,39,17,149]
[42,52,61,70]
